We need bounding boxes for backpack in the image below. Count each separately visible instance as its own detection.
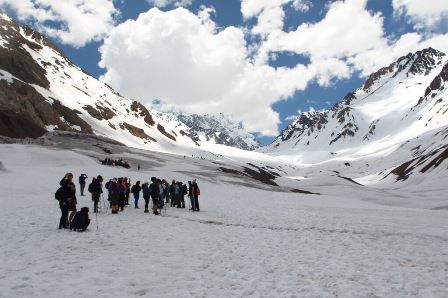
[183,185,188,195]
[88,182,94,193]
[55,187,64,201]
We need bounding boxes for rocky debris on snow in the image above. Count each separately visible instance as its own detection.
[83,104,116,120]
[130,101,155,126]
[119,122,156,142]
[157,124,176,141]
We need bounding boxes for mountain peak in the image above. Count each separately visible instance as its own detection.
[362,47,446,93]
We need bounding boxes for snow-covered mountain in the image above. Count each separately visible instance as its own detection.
[261,48,448,181]
[0,11,258,152]
[176,113,260,151]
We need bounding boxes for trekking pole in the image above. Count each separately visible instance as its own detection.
[104,194,109,213]
[95,209,99,231]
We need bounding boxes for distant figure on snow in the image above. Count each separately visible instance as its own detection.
[79,174,88,196]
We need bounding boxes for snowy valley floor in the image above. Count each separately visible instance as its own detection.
[0,144,447,297]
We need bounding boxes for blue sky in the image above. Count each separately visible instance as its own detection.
[3,0,448,145]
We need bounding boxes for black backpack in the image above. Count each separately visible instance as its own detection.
[55,187,64,201]
[88,182,94,193]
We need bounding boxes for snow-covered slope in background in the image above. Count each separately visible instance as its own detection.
[263,48,447,160]
[0,11,258,153]
[261,48,448,185]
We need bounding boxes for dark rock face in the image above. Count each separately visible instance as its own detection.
[0,14,94,138]
[407,48,445,76]
[279,112,328,142]
[0,79,92,138]
[362,48,445,93]
[83,105,116,120]
[0,109,46,138]
[120,122,156,142]
[130,101,155,126]
[0,16,50,88]
[157,124,176,141]
[422,62,448,100]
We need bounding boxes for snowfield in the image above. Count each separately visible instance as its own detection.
[1,144,447,298]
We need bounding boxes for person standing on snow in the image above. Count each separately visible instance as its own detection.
[188,181,194,211]
[158,179,165,210]
[57,173,75,229]
[88,175,103,213]
[78,174,88,196]
[131,181,142,208]
[60,173,77,226]
[124,177,131,206]
[108,178,120,214]
[150,177,160,215]
[192,179,200,211]
[169,180,176,207]
[142,182,151,213]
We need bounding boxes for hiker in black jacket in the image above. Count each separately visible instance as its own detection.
[89,175,103,213]
[79,174,88,196]
[150,177,160,215]
[131,181,142,208]
[58,173,76,229]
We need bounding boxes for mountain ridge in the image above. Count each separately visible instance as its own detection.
[0,11,259,152]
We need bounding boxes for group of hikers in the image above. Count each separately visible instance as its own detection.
[55,172,201,231]
[100,158,131,169]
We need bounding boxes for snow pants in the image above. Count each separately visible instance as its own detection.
[133,193,140,208]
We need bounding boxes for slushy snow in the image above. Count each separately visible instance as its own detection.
[0,144,447,297]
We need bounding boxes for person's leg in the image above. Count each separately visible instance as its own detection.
[80,183,85,196]
[68,210,76,224]
[59,206,68,229]
[134,193,139,208]
[190,196,195,211]
[144,197,149,212]
[194,196,200,211]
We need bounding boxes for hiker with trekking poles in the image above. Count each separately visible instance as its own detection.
[88,175,103,213]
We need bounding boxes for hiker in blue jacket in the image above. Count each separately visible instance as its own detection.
[142,182,151,213]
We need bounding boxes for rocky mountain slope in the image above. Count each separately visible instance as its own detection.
[261,47,448,183]
[0,11,258,152]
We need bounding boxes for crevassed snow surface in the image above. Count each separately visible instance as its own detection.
[0,144,447,297]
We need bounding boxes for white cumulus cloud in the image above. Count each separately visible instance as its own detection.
[392,0,448,29]
[146,0,193,8]
[0,0,118,47]
[256,0,448,78]
[99,7,315,136]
